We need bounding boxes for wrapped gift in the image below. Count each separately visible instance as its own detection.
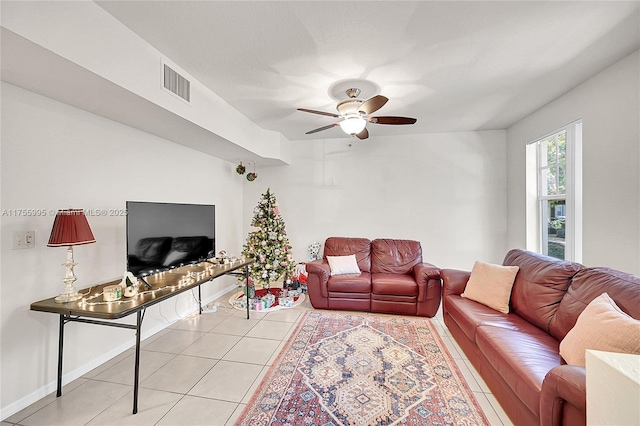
[244,284,255,298]
[263,293,276,308]
[279,296,295,307]
[233,298,247,309]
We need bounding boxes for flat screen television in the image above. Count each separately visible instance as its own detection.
[126,201,215,277]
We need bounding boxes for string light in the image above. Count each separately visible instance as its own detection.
[78,260,240,307]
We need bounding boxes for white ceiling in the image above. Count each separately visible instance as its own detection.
[94,1,640,141]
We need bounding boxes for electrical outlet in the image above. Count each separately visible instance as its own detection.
[12,231,35,249]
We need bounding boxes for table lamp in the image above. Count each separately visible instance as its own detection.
[47,209,96,303]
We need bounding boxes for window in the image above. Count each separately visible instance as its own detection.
[526,122,582,261]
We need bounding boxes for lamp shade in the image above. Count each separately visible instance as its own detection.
[47,209,96,247]
[339,116,367,135]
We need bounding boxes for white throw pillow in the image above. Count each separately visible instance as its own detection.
[559,292,640,367]
[461,261,519,314]
[327,254,361,276]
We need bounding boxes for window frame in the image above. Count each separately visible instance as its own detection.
[526,121,582,262]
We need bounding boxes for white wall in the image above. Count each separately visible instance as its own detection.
[1,1,289,163]
[0,83,245,417]
[506,50,640,274]
[243,130,508,270]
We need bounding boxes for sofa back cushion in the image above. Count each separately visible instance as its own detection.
[550,267,640,340]
[324,237,371,273]
[371,239,422,274]
[503,249,582,334]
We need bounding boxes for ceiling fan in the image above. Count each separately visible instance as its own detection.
[297,88,417,140]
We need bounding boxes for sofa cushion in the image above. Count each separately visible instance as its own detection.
[476,325,563,418]
[371,273,418,297]
[504,249,582,335]
[371,239,422,274]
[445,295,528,343]
[559,292,640,367]
[324,237,372,272]
[327,272,371,293]
[462,261,519,314]
[327,254,361,275]
[550,267,640,340]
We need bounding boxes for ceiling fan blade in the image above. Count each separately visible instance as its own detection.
[369,116,417,125]
[305,123,339,134]
[297,108,340,118]
[356,128,369,140]
[358,95,388,115]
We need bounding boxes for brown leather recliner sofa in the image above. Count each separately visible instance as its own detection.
[305,237,442,317]
[442,248,640,425]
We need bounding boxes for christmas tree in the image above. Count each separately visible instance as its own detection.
[241,189,295,289]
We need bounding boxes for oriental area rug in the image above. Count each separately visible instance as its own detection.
[237,311,489,426]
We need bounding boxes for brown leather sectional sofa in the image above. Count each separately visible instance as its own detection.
[306,237,442,317]
[442,249,640,426]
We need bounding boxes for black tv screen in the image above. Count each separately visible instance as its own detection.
[126,201,215,276]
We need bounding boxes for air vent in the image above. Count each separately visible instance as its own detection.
[163,64,190,102]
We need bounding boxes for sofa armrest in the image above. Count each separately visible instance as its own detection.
[413,263,441,303]
[441,269,471,296]
[305,260,331,298]
[540,365,586,426]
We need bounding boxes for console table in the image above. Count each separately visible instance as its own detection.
[30,258,253,414]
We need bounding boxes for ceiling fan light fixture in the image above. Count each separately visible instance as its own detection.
[298,87,416,140]
[339,116,367,135]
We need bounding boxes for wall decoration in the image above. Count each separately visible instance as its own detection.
[246,162,258,181]
[236,162,246,175]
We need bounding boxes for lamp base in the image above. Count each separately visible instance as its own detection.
[54,292,83,304]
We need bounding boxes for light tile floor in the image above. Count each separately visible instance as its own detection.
[3,290,512,426]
